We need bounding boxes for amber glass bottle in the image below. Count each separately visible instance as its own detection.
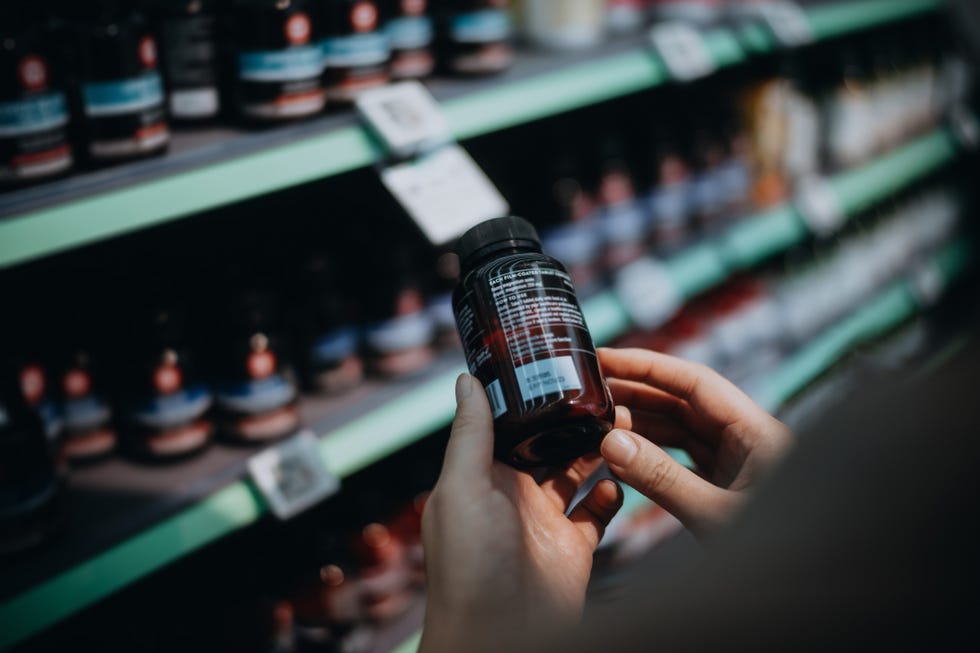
[453,216,614,468]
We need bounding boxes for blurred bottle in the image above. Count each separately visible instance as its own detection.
[433,0,514,75]
[606,0,646,34]
[151,0,222,123]
[646,118,695,254]
[228,0,326,122]
[292,255,365,395]
[429,250,462,349]
[211,288,301,444]
[740,73,790,208]
[351,521,414,622]
[822,41,875,171]
[594,132,649,270]
[115,304,214,460]
[383,0,435,79]
[521,0,605,51]
[0,0,73,185]
[61,0,170,163]
[318,0,391,103]
[0,355,66,556]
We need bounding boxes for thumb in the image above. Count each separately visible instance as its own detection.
[439,374,495,488]
[600,429,739,535]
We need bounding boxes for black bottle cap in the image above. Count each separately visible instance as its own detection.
[455,216,541,269]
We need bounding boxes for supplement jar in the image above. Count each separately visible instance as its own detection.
[453,216,615,468]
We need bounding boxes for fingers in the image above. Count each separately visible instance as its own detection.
[600,429,740,535]
[567,479,624,549]
[539,451,605,512]
[599,348,773,433]
[438,374,495,491]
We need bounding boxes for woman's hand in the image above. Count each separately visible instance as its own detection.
[598,348,793,536]
[419,374,623,653]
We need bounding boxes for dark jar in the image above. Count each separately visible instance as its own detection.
[151,0,222,122]
[318,0,391,103]
[433,0,513,76]
[383,0,435,80]
[452,216,614,468]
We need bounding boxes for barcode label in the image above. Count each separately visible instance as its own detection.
[485,379,507,418]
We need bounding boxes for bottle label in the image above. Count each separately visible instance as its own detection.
[485,378,507,418]
[0,93,71,180]
[63,396,112,433]
[130,385,212,430]
[321,32,390,67]
[309,327,360,365]
[82,73,165,117]
[215,375,297,416]
[238,47,324,82]
[387,16,433,50]
[449,10,511,43]
[513,356,582,403]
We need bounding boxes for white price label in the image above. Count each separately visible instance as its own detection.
[247,430,340,521]
[381,144,510,245]
[795,176,845,236]
[356,81,453,159]
[614,257,684,329]
[649,22,715,82]
[760,2,813,47]
[949,103,980,151]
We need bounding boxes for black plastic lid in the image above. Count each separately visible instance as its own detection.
[455,216,541,270]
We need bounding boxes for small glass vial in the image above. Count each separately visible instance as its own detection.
[453,216,615,468]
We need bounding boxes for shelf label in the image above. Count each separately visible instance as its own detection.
[760,2,813,47]
[649,22,715,82]
[355,81,452,159]
[614,257,683,329]
[949,103,980,151]
[795,175,845,236]
[247,430,340,521]
[381,144,510,245]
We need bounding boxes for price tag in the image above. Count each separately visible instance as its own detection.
[949,103,980,151]
[247,430,340,521]
[355,81,453,159]
[760,2,813,47]
[795,175,845,237]
[649,22,715,82]
[614,257,683,329]
[911,262,945,307]
[381,144,510,245]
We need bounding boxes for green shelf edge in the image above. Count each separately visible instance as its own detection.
[0,0,945,271]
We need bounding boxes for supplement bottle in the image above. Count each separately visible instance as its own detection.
[117,305,214,460]
[229,0,326,121]
[453,216,615,468]
[212,290,300,443]
[67,0,170,162]
[57,343,117,463]
[319,0,391,102]
[151,0,221,122]
[0,358,65,556]
[383,0,435,80]
[0,2,73,185]
[433,0,513,76]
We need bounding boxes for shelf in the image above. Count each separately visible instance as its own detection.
[0,0,944,271]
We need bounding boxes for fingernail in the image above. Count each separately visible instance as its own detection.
[455,373,473,400]
[601,430,638,467]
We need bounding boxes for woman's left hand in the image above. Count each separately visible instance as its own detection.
[419,374,623,653]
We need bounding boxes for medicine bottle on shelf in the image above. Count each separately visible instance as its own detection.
[433,0,513,75]
[319,0,391,103]
[65,0,170,162]
[453,216,615,468]
[151,0,221,122]
[383,0,435,79]
[0,1,73,185]
[229,0,326,121]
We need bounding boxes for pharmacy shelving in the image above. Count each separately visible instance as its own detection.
[0,0,943,271]
[0,113,964,650]
[387,234,975,653]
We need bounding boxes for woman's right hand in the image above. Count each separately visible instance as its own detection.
[597,348,793,536]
